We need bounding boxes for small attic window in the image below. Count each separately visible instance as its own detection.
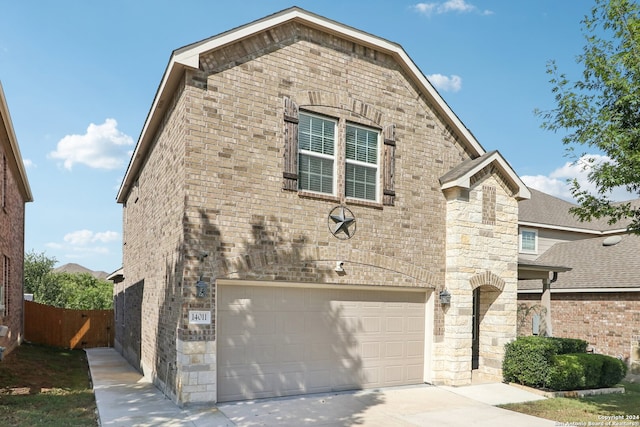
[603,235,622,246]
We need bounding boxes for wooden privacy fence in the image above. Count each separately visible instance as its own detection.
[24,300,114,349]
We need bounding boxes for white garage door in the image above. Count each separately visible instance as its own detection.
[217,284,427,402]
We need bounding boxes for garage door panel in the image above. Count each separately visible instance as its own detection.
[407,340,425,357]
[218,285,428,402]
[361,341,381,359]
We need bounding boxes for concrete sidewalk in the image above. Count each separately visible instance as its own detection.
[87,348,555,427]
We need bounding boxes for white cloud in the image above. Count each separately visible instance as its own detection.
[23,159,34,168]
[49,118,134,170]
[63,229,120,246]
[413,0,493,16]
[427,73,462,92]
[521,154,637,202]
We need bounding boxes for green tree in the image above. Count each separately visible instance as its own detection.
[37,272,113,310]
[24,250,57,295]
[537,0,640,232]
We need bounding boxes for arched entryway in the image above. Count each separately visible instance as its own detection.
[469,272,505,378]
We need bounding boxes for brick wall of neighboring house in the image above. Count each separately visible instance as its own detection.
[119,20,521,404]
[0,140,27,358]
[518,292,640,366]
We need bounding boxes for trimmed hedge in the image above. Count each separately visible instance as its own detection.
[547,353,628,390]
[503,336,626,390]
[503,336,559,388]
[548,337,588,354]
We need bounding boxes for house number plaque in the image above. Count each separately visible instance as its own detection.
[189,310,211,325]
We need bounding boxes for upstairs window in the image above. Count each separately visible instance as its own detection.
[298,113,336,195]
[345,124,379,201]
[283,98,393,205]
[520,228,538,254]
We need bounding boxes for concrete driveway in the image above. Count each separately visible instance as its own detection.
[217,385,555,427]
[87,348,555,427]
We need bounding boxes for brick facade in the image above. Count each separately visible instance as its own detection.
[117,11,524,405]
[0,83,32,359]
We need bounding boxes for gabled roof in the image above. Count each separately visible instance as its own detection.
[439,150,530,200]
[519,234,640,291]
[519,188,635,233]
[0,81,33,203]
[117,7,489,203]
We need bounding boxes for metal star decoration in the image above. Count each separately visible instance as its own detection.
[328,206,356,239]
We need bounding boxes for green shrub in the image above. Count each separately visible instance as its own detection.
[503,336,558,388]
[547,353,627,390]
[547,354,583,390]
[549,337,588,354]
[601,356,628,387]
[503,337,616,390]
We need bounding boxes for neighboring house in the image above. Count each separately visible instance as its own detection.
[517,188,640,372]
[114,7,530,405]
[0,82,33,360]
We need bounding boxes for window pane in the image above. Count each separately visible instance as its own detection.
[521,231,536,251]
[346,163,376,201]
[346,125,377,164]
[299,114,334,155]
[299,153,333,194]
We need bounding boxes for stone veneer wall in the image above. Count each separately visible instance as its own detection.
[434,174,519,385]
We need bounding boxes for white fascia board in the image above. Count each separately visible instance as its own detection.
[441,152,530,199]
[0,82,33,202]
[518,221,627,235]
[519,287,640,294]
[117,57,187,202]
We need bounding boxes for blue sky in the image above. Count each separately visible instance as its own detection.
[0,1,623,272]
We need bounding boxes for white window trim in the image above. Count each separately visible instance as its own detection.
[298,112,338,197]
[344,123,381,203]
[519,228,538,254]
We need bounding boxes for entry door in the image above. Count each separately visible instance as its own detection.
[472,288,480,369]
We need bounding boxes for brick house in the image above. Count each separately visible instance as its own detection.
[0,82,33,360]
[517,189,640,373]
[115,7,530,405]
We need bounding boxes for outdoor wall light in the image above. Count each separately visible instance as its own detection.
[335,261,345,273]
[439,289,451,305]
[195,279,208,298]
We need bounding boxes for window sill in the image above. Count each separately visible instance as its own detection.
[519,250,538,255]
[297,191,341,203]
[345,198,383,210]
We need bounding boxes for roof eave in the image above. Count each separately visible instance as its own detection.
[117,7,488,203]
[441,151,530,200]
[0,82,33,203]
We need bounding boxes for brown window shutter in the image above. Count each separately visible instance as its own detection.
[283,97,299,191]
[383,124,396,206]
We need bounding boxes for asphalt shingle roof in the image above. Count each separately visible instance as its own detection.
[518,188,630,232]
[519,234,640,290]
[519,189,640,291]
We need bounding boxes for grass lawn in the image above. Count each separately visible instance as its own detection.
[500,380,640,424]
[0,342,98,427]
